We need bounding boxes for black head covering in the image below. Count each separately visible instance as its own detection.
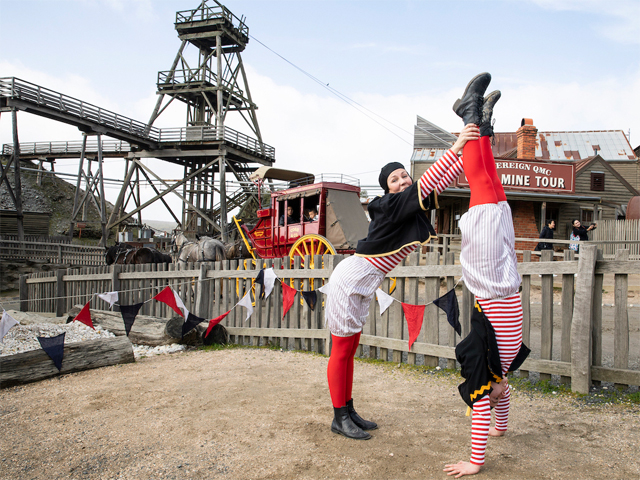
[378,162,406,193]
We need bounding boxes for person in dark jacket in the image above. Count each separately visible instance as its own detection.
[535,219,555,251]
[569,219,596,252]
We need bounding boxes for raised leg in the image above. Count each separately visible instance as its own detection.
[463,139,498,208]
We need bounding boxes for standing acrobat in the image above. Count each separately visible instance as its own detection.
[324,117,480,441]
[444,73,530,477]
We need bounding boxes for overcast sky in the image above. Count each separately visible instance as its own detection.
[1,0,638,221]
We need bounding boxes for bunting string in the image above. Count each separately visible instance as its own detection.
[4,267,466,356]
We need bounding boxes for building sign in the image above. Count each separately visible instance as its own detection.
[457,160,575,193]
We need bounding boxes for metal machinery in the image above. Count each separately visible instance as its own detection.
[0,0,274,245]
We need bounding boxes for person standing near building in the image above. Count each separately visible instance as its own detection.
[569,219,596,253]
[535,219,555,252]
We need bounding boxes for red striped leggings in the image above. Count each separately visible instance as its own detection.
[469,295,523,466]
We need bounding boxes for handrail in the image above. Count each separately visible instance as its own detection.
[2,139,131,156]
[175,2,249,37]
[0,77,160,141]
[0,77,275,161]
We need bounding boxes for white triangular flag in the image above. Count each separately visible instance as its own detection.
[236,291,254,323]
[263,268,278,299]
[173,289,189,319]
[317,283,330,295]
[97,291,118,308]
[0,310,19,342]
[376,288,395,315]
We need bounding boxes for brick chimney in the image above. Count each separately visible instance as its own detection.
[517,118,538,160]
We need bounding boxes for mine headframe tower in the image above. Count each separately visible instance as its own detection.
[135,0,274,240]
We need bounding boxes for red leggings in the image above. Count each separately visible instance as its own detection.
[463,136,506,207]
[327,332,361,408]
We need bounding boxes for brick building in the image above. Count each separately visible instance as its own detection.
[411,116,639,252]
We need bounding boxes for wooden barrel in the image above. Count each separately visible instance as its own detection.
[627,196,640,219]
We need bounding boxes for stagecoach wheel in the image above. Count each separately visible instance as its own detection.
[288,234,336,294]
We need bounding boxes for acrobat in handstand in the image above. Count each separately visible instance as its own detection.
[443,73,530,477]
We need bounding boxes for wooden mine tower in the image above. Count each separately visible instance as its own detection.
[1,0,274,244]
[140,0,273,240]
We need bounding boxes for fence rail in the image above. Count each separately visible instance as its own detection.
[17,249,640,393]
[0,240,104,265]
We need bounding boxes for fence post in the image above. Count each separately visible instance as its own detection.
[591,249,604,387]
[424,251,440,367]
[445,252,457,370]
[55,269,65,316]
[560,249,575,385]
[111,264,121,313]
[614,249,630,390]
[58,244,63,264]
[19,274,28,312]
[519,250,531,378]
[570,244,598,394]
[196,263,209,319]
[540,249,554,381]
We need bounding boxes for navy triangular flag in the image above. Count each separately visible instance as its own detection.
[120,303,144,336]
[301,290,317,311]
[182,312,205,338]
[255,269,266,299]
[37,333,65,371]
[433,288,461,336]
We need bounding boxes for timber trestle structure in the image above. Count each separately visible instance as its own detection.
[0,1,276,245]
[19,248,640,394]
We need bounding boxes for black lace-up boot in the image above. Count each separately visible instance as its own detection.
[331,406,371,440]
[480,90,501,137]
[346,399,378,430]
[452,72,492,126]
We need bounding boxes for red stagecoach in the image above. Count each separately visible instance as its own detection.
[234,166,369,269]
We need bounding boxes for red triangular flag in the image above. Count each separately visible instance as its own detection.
[205,311,231,338]
[402,302,425,351]
[73,301,95,330]
[282,283,297,320]
[154,286,186,317]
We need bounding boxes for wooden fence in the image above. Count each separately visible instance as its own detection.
[0,239,104,265]
[18,246,639,393]
[591,219,640,259]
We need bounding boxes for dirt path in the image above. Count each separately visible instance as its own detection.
[1,348,638,480]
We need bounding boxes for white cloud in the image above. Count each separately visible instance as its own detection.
[529,0,640,44]
[2,62,639,221]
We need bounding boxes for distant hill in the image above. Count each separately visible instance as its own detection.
[0,159,118,239]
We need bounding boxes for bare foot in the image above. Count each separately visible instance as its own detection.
[488,427,505,437]
[443,461,481,477]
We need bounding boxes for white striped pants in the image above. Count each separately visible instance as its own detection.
[459,201,520,299]
[324,256,386,337]
[469,294,523,465]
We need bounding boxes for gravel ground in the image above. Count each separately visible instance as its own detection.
[1,347,639,480]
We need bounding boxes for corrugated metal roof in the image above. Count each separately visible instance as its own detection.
[411,148,452,162]
[413,116,457,149]
[412,122,637,162]
[491,130,637,161]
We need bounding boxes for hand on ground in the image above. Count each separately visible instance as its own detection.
[443,461,481,477]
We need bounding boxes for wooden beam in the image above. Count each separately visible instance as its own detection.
[571,244,598,394]
[0,336,135,388]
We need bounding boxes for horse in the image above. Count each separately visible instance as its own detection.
[171,232,226,264]
[105,242,173,266]
[105,242,137,265]
[224,239,254,260]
